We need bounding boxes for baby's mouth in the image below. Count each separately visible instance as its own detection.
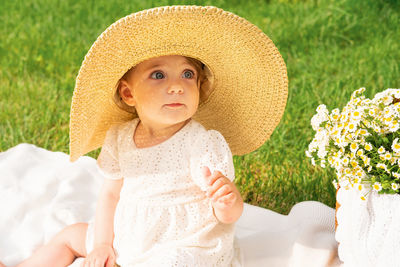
[165,103,184,107]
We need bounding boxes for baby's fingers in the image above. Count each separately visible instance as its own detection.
[218,192,237,203]
[82,255,106,267]
[211,184,232,201]
[85,257,94,267]
[95,258,104,267]
[81,258,90,267]
[105,256,116,267]
[207,170,224,186]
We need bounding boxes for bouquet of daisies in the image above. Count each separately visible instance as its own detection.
[306,88,400,200]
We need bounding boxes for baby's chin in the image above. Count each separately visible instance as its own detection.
[154,112,194,126]
[158,107,196,121]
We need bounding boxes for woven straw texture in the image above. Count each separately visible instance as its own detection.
[69,5,288,162]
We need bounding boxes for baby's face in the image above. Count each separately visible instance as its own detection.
[120,55,200,126]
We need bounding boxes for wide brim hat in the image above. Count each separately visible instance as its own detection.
[69,5,288,162]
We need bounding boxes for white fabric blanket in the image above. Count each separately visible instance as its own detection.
[0,144,341,267]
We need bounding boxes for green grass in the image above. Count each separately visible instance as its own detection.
[1,0,399,214]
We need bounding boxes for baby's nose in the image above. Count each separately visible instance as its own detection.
[168,84,184,94]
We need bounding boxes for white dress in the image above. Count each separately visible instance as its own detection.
[85,118,243,266]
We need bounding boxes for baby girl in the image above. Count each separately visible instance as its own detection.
[2,4,288,267]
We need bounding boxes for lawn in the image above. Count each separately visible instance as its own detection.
[1,0,399,214]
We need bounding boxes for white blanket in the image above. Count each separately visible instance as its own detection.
[0,144,341,267]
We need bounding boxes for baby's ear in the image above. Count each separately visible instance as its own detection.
[197,78,201,90]
[119,81,135,106]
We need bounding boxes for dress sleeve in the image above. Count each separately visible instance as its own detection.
[189,130,235,191]
[96,124,123,180]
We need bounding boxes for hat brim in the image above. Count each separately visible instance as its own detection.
[70,5,288,162]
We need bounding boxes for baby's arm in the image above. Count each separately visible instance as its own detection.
[84,178,123,266]
[203,167,244,224]
[93,178,122,246]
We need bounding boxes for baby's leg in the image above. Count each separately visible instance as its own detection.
[15,223,88,267]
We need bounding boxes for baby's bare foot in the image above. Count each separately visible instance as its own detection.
[0,261,6,267]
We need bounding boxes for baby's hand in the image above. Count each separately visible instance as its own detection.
[82,244,116,267]
[202,166,237,210]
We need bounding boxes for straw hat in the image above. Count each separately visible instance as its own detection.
[69,5,288,162]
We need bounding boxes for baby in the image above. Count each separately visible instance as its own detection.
[3,5,289,267]
[12,54,243,267]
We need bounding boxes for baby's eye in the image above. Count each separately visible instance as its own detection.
[150,71,164,79]
[183,70,195,79]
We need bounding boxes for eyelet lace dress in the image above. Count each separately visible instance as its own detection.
[85,118,243,266]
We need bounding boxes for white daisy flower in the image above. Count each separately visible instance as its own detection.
[329,128,340,137]
[389,122,400,132]
[351,87,365,99]
[368,109,376,116]
[340,113,348,123]
[378,146,386,154]
[346,122,358,132]
[317,148,328,159]
[316,104,328,114]
[356,183,364,192]
[311,114,324,131]
[382,95,394,105]
[364,142,373,151]
[321,159,326,168]
[391,183,399,191]
[356,170,365,178]
[358,129,369,136]
[360,154,367,162]
[373,125,381,133]
[392,172,400,179]
[383,107,395,118]
[351,109,363,120]
[334,160,341,168]
[330,113,340,121]
[384,152,392,160]
[350,142,358,152]
[350,160,358,168]
[394,89,400,99]
[373,182,382,192]
[364,157,371,167]
[377,163,388,172]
